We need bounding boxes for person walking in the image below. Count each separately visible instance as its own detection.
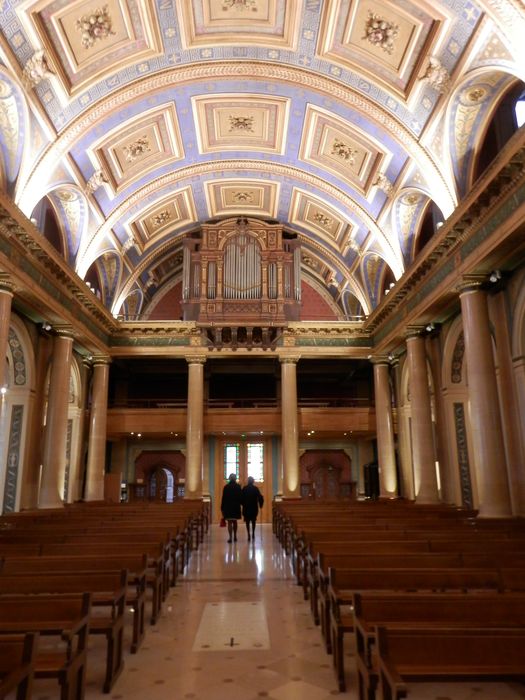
[221,473,242,543]
[241,476,264,541]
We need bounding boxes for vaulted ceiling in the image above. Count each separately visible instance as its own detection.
[0,0,523,321]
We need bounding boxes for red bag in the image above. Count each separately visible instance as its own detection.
[220,517,226,527]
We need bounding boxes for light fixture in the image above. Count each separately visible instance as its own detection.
[0,386,7,395]
[426,323,436,332]
[489,270,502,283]
[41,322,52,332]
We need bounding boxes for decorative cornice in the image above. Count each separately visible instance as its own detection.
[365,137,525,341]
[279,355,301,364]
[0,197,117,339]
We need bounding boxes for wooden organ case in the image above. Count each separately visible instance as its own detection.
[182,217,301,326]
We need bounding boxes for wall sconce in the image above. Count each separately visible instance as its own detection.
[41,322,52,332]
[0,386,7,395]
[425,322,436,332]
[489,270,502,283]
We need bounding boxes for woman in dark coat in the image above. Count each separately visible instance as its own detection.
[221,473,242,542]
[241,476,264,541]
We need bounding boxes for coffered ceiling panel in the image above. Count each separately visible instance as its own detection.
[300,105,386,196]
[176,0,301,49]
[289,188,351,254]
[192,94,290,155]
[18,0,162,96]
[127,187,197,251]
[205,179,279,218]
[88,103,184,193]
[317,0,446,98]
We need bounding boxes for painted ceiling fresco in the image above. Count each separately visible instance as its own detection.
[0,0,523,319]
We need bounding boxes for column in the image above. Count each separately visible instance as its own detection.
[459,282,511,516]
[185,356,206,499]
[280,356,300,498]
[20,331,53,509]
[85,356,111,501]
[489,290,525,515]
[39,330,74,508]
[372,358,397,497]
[391,357,414,499]
[406,329,440,503]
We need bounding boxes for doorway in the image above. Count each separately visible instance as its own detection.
[215,438,272,523]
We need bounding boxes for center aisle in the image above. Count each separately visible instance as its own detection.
[90,523,350,700]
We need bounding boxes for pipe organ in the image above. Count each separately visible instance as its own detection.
[182,217,301,323]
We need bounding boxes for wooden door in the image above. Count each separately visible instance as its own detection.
[215,438,272,523]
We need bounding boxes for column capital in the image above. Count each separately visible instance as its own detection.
[91,354,111,367]
[53,324,76,340]
[405,325,426,340]
[370,355,390,365]
[456,274,487,295]
[0,273,15,295]
[279,354,300,364]
[185,354,207,365]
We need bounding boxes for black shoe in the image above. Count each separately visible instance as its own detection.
[248,535,251,541]
[227,539,232,543]
[234,536,237,542]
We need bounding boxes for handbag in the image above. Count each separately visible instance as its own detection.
[220,517,226,527]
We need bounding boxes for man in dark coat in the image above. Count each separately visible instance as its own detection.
[221,473,242,542]
[241,476,264,541]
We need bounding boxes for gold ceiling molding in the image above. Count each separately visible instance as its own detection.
[16,0,162,97]
[125,186,197,252]
[288,187,349,253]
[17,61,455,215]
[299,104,387,196]
[75,159,400,280]
[204,178,279,218]
[176,0,301,50]
[87,102,184,193]
[192,93,290,154]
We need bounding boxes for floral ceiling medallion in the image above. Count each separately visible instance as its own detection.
[331,140,357,164]
[364,12,399,54]
[123,136,151,163]
[222,0,257,11]
[76,5,115,49]
[151,210,171,227]
[229,116,255,132]
[313,212,332,227]
[233,191,254,202]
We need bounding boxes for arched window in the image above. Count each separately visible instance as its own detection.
[472,81,525,183]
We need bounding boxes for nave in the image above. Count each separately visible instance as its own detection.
[32,524,523,700]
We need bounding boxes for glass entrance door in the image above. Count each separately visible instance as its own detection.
[216,438,271,523]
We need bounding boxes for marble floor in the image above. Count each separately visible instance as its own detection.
[32,523,525,700]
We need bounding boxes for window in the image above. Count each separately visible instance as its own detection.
[247,442,264,482]
[515,98,525,128]
[224,443,240,480]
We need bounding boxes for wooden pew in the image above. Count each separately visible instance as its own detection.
[0,593,90,700]
[352,591,525,699]
[326,565,506,691]
[1,554,147,654]
[0,632,38,700]
[0,571,127,693]
[40,542,165,625]
[377,627,525,700]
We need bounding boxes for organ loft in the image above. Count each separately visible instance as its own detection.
[182,216,301,348]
